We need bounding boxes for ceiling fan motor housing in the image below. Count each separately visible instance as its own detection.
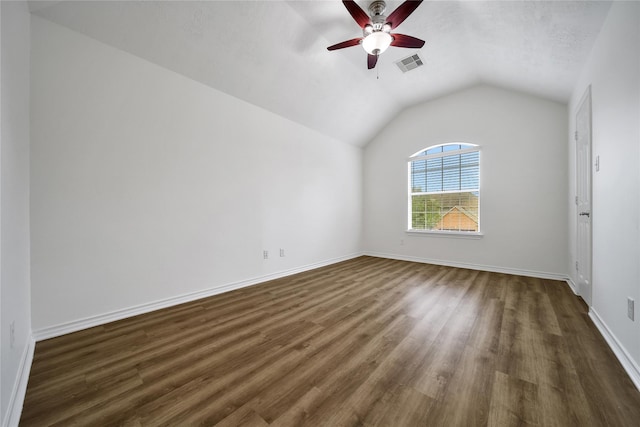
[368,1,388,32]
[369,1,387,16]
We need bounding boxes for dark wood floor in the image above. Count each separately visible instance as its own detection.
[21,256,640,426]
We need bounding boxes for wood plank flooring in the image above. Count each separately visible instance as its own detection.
[20,256,640,426]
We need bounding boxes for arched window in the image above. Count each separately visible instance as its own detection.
[408,143,480,233]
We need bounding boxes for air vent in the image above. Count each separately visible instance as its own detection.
[395,54,424,73]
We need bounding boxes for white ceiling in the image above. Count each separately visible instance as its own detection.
[29,0,612,146]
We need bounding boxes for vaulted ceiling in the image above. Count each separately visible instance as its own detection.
[29,1,612,146]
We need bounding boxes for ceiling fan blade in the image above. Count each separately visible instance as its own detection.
[327,37,363,51]
[367,54,378,69]
[342,0,371,29]
[386,0,424,30]
[390,33,425,49]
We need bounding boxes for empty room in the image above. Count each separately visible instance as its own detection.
[2,0,640,425]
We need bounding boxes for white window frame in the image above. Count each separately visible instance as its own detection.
[407,143,482,238]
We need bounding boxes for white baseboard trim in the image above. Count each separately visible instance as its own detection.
[565,276,579,295]
[33,252,363,341]
[2,335,35,427]
[589,308,640,391]
[363,251,568,281]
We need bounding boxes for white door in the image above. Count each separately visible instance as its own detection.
[576,86,592,305]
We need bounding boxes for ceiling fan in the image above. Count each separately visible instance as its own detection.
[327,0,425,69]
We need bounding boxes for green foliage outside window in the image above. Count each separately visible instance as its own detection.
[411,193,442,230]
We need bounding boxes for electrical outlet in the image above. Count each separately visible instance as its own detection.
[400,239,404,246]
[10,321,15,348]
[628,298,635,321]
[279,248,285,257]
[263,250,269,260]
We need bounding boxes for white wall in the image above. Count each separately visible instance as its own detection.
[568,1,640,377]
[1,1,32,425]
[363,85,568,277]
[30,17,362,332]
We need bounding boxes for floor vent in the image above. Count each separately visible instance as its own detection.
[396,53,423,73]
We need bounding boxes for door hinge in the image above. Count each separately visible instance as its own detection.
[575,196,578,205]
[574,131,578,141]
[575,261,579,271]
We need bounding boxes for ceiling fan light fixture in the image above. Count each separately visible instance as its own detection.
[362,31,392,55]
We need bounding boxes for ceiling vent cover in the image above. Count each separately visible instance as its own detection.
[396,54,423,73]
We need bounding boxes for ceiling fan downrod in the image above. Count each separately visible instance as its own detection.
[369,1,387,17]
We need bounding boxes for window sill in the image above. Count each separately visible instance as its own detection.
[406,230,484,239]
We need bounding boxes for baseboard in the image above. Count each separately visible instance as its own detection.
[32,252,363,341]
[364,251,568,281]
[565,276,579,295]
[2,335,35,427]
[589,308,640,391]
